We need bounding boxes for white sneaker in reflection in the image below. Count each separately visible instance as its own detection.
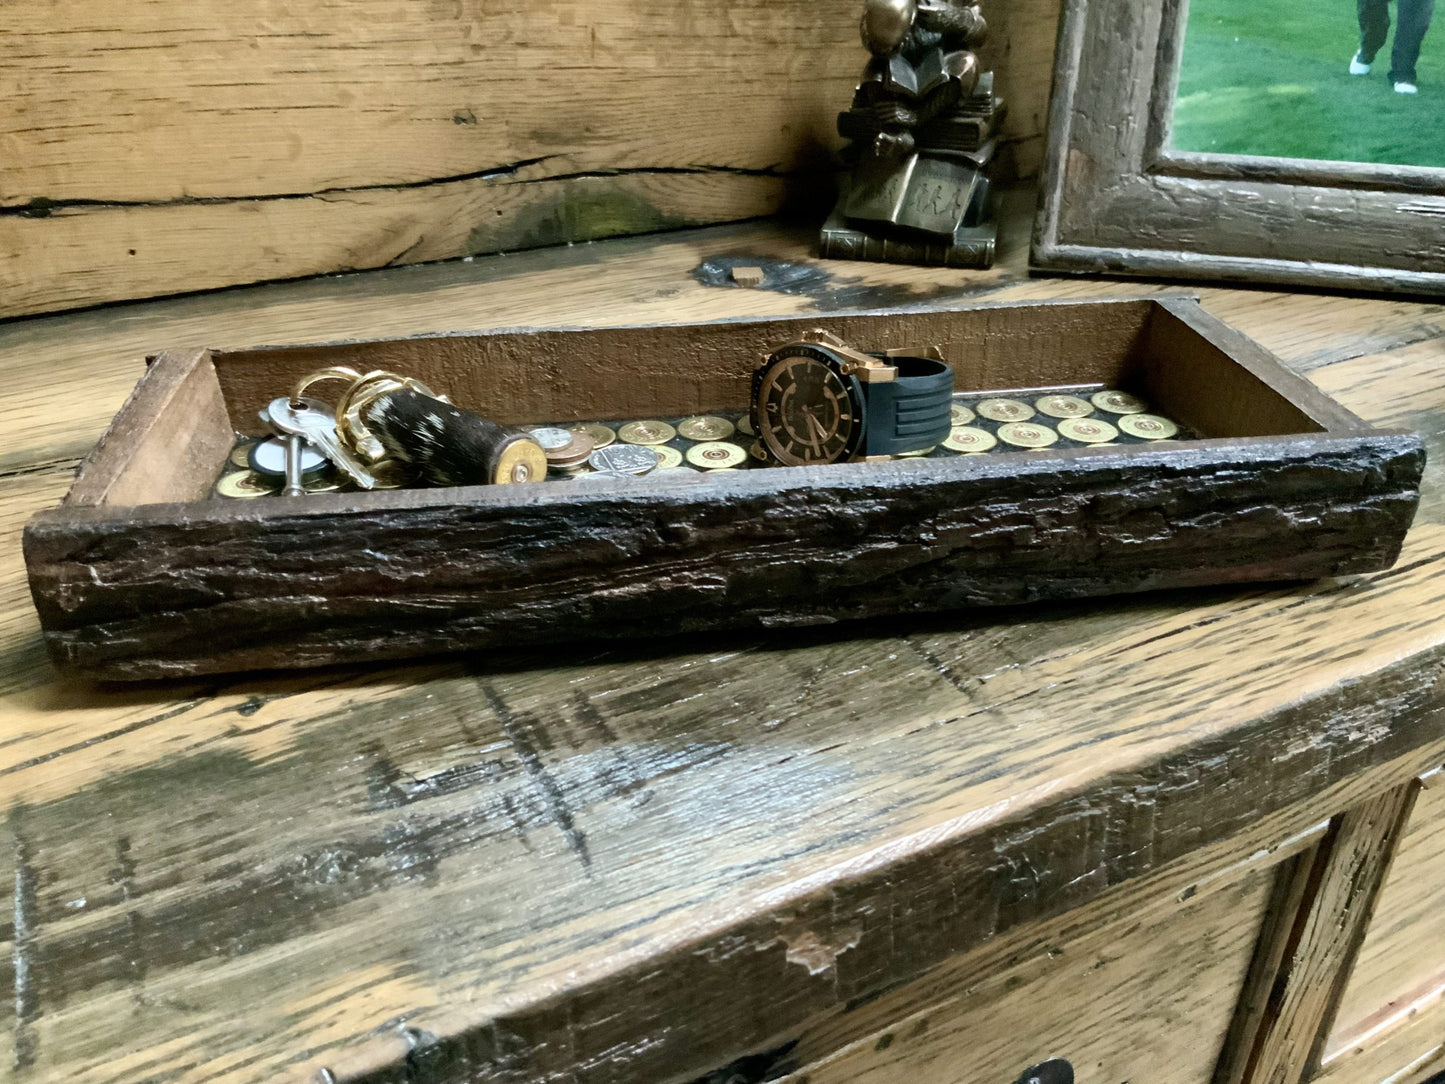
[1350,52,1372,74]
[1395,80,1419,93]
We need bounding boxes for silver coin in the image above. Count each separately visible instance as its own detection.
[588,444,659,475]
[248,437,328,478]
[528,426,576,451]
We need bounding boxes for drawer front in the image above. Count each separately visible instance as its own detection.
[775,862,1277,1084]
[1321,774,1445,1084]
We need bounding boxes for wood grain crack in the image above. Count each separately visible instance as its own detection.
[0,161,794,218]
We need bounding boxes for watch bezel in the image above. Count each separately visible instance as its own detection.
[751,343,869,466]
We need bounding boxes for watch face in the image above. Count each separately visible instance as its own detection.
[753,345,865,465]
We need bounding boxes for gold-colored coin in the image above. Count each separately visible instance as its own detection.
[943,426,998,453]
[653,445,685,469]
[618,420,676,445]
[686,441,747,469]
[950,402,976,426]
[1057,417,1120,444]
[895,446,935,458]
[997,421,1059,449]
[304,475,345,494]
[735,413,756,436]
[976,398,1035,422]
[677,415,736,442]
[1117,413,1180,440]
[229,440,260,468]
[1091,389,1149,414]
[368,459,411,489]
[1035,394,1094,419]
[215,470,279,499]
[571,423,616,449]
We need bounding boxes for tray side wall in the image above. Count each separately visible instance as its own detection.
[25,435,1425,679]
[209,300,1163,431]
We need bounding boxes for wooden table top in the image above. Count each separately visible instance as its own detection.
[3,195,1444,1083]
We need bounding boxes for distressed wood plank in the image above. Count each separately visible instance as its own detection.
[1219,783,1422,1084]
[775,863,1278,1084]
[1,216,1445,1083]
[1323,773,1445,1079]
[0,0,1061,317]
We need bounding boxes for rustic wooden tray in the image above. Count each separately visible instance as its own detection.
[24,297,1424,680]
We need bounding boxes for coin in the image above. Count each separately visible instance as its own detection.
[368,459,411,489]
[618,420,676,445]
[950,402,976,426]
[677,415,736,442]
[589,444,659,475]
[976,398,1035,422]
[215,470,279,499]
[544,433,595,469]
[997,422,1059,448]
[229,439,259,468]
[652,445,685,469]
[572,423,616,449]
[942,426,998,453]
[304,476,345,494]
[528,426,575,451]
[686,441,747,469]
[1035,394,1094,419]
[735,413,756,436]
[895,446,936,458]
[1057,417,1120,444]
[248,437,329,480]
[1117,413,1180,440]
[1091,390,1149,414]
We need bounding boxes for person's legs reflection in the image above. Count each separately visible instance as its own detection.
[1357,0,1393,70]
[1390,0,1435,86]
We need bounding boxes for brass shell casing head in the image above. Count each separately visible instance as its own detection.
[492,437,548,485]
[860,0,915,55]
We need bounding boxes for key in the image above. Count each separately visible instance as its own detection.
[280,433,306,498]
[267,396,376,490]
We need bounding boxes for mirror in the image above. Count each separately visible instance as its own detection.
[1032,0,1445,295]
[1171,0,1444,165]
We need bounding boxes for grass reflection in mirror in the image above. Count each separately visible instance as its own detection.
[1171,0,1445,167]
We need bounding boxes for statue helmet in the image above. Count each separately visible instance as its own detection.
[860,0,916,55]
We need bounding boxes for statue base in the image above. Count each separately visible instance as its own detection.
[819,153,998,269]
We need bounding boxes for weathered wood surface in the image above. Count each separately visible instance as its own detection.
[1325,776,1445,1073]
[1216,784,1421,1084]
[26,431,1424,679]
[3,210,1445,1083]
[773,802,1336,1084]
[22,293,1423,679]
[0,0,1062,318]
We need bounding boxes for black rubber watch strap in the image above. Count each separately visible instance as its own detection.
[862,356,954,456]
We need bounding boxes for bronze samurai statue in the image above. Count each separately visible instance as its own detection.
[820,0,1005,268]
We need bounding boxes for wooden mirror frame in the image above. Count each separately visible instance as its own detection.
[1031,0,1445,294]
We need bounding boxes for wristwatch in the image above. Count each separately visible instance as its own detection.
[751,334,954,465]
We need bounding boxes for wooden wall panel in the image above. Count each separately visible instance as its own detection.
[0,0,1061,318]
